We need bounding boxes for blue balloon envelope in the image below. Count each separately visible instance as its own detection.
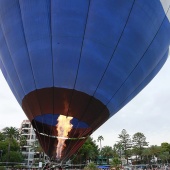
[0,0,169,160]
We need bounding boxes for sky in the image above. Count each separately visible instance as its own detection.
[0,53,170,148]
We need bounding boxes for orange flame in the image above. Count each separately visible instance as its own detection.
[56,115,73,159]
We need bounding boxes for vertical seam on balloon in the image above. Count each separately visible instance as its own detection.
[62,0,136,161]
[61,0,92,161]
[17,0,45,151]
[47,0,55,159]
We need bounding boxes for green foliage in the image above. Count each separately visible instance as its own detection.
[0,166,6,170]
[84,162,98,170]
[113,142,123,157]
[161,142,170,153]
[117,129,132,163]
[118,129,131,149]
[80,137,99,160]
[110,157,121,170]
[0,139,20,155]
[1,151,23,163]
[0,132,5,141]
[158,151,169,163]
[101,146,113,158]
[132,132,148,161]
[2,127,19,141]
[132,132,148,148]
[71,137,99,164]
[0,127,23,164]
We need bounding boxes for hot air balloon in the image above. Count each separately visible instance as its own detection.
[0,0,169,161]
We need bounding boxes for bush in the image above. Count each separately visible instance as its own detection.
[0,166,5,170]
[84,162,98,170]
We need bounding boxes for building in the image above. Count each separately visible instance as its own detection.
[20,120,37,167]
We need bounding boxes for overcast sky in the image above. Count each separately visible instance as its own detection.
[0,53,170,148]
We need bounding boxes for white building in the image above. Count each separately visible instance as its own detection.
[20,120,37,167]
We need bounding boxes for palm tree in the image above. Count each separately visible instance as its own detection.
[97,136,104,151]
[101,146,113,164]
[2,127,19,163]
[159,151,169,164]
[142,148,152,164]
[110,157,122,170]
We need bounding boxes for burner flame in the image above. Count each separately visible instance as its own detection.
[56,115,73,159]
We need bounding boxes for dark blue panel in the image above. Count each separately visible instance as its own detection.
[53,37,83,88]
[34,114,89,128]
[0,26,25,100]
[51,0,90,88]
[0,0,35,95]
[19,1,53,89]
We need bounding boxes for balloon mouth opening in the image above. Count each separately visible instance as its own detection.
[33,113,89,128]
[33,127,87,140]
[32,114,90,160]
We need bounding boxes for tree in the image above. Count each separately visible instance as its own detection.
[149,145,161,163]
[97,136,104,151]
[142,148,152,164]
[100,146,113,164]
[110,157,122,170]
[0,132,5,141]
[2,127,19,163]
[72,137,99,164]
[161,142,170,154]
[2,151,23,165]
[2,127,19,140]
[131,147,140,163]
[132,132,148,162]
[84,162,98,170]
[158,151,169,164]
[118,129,131,164]
[0,138,22,164]
[113,142,124,158]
